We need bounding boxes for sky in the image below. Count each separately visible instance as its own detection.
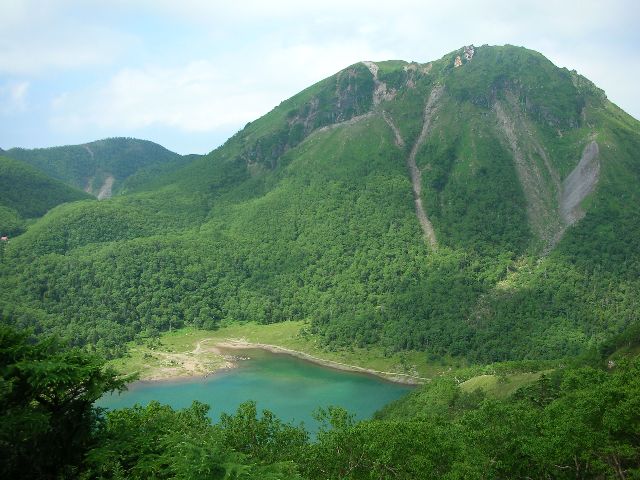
[1,0,638,155]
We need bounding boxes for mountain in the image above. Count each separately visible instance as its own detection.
[0,156,92,236]
[1,44,639,363]
[4,137,194,198]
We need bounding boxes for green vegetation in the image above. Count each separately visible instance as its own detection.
[2,43,640,478]
[0,325,128,479]
[107,323,452,381]
[0,155,91,219]
[2,324,639,479]
[418,99,531,253]
[0,155,91,237]
[459,371,545,398]
[0,205,25,237]
[443,45,589,128]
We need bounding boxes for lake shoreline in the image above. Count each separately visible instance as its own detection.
[102,343,414,433]
[126,339,427,386]
[216,340,427,385]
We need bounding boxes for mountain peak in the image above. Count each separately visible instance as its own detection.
[453,44,475,67]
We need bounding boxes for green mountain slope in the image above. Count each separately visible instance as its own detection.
[4,137,194,198]
[0,156,91,236]
[2,45,639,363]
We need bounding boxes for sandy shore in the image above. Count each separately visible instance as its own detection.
[129,339,233,382]
[214,339,427,385]
[128,337,427,385]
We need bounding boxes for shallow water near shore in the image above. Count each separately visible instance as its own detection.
[98,348,413,432]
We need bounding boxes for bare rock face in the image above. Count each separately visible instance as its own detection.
[97,175,115,200]
[455,46,475,67]
[495,94,601,252]
[405,85,444,248]
[561,141,600,225]
[464,45,475,61]
[362,61,397,105]
[244,64,375,169]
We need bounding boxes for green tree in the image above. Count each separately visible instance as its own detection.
[0,325,128,479]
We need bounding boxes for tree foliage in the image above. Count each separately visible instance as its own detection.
[0,325,127,479]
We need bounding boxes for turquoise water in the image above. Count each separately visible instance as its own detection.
[98,348,412,432]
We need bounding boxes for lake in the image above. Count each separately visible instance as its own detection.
[98,348,413,432]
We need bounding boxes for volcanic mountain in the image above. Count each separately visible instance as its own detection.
[2,44,639,363]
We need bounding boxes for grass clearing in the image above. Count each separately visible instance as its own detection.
[460,371,545,399]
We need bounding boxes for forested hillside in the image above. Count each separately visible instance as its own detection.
[2,45,639,365]
[4,137,194,197]
[0,156,92,236]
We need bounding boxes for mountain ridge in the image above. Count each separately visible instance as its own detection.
[4,137,195,198]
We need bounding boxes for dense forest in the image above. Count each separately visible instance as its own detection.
[0,156,92,236]
[0,156,92,218]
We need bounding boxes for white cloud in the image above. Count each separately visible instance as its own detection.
[0,81,29,114]
[51,61,254,132]
[0,0,134,75]
[49,41,393,134]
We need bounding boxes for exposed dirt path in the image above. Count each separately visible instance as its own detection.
[192,339,205,354]
[316,112,373,134]
[363,59,438,247]
[192,338,223,355]
[83,144,95,161]
[82,146,96,194]
[404,85,443,248]
[133,345,233,381]
[82,144,116,201]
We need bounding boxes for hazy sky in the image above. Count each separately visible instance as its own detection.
[1,0,638,154]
